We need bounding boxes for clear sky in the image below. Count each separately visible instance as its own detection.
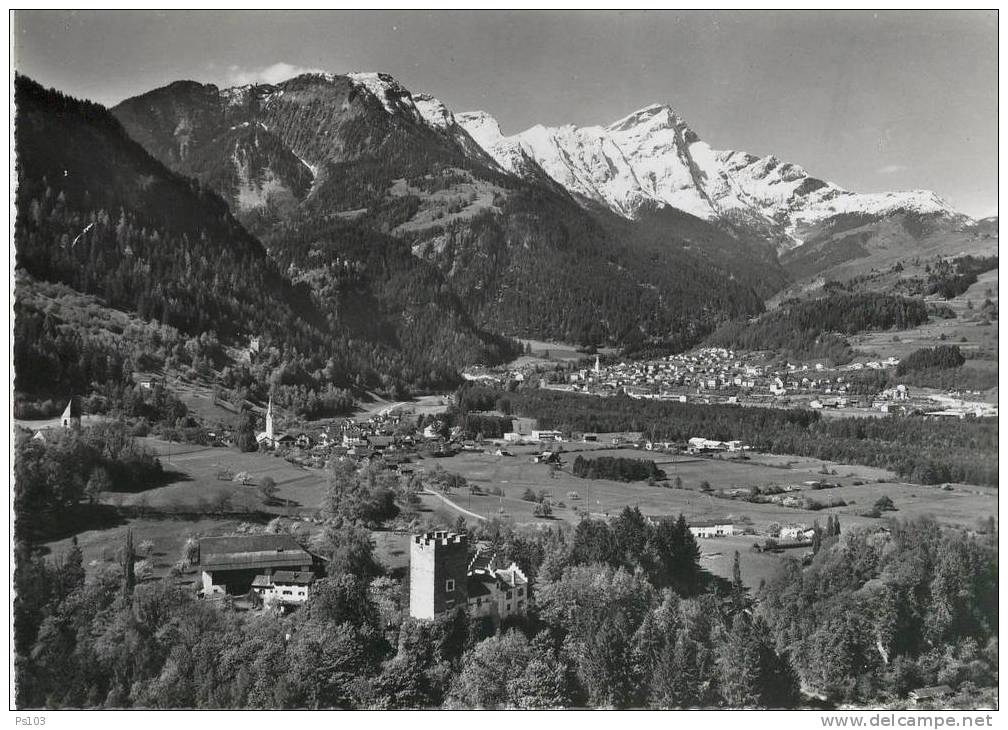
[12,10,997,218]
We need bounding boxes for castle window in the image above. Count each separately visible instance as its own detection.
[518,587,524,596]
[506,590,513,599]
[445,579,455,593]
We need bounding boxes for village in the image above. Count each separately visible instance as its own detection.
[466,347,998,419]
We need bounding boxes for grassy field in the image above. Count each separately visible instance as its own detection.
[41,439,332,582]
[508,339,619,369]
[116,438,330,515]
[852,269,998,365]
[412,443,996,588]
[695,534,796,589]
[40,436,996,588]
[42,515,261,586]
[416,444,994,531]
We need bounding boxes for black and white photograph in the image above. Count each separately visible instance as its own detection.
[7,9,1000,716]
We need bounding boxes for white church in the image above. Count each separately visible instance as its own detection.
[255,397,287,449]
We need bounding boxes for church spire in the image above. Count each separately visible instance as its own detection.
[265,396,274,440]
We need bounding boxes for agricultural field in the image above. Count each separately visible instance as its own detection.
[695,535,794,590]
[418,444,995,532]
[118,438,330,515]
[42,516,262,586]
[39,439,332,582]
[508,339,619,369]
[352,391,451,421]
[413,443,996,587]
[852,268,998,365]
[39,436,996,589]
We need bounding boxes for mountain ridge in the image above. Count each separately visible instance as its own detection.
[454,102,969,253]
[113,71,781,350]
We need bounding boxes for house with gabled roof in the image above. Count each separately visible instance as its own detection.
[197,534,320,597]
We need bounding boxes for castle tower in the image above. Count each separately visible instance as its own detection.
[409,531,468,619]
[265,396,274,441]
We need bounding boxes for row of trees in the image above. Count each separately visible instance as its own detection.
[896,345,966,375]
[475,386,997,486]
[571,455,665,483]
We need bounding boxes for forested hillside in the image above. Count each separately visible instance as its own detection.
[705,291,930,364]
[113,74,776,350]
[760,519,997,706]
[14,75,518,401]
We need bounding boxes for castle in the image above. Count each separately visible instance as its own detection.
[409,530,529,623]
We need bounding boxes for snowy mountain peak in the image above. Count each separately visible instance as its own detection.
[207,68,965,250]
[454,100,966,246]
[608,103,683,131]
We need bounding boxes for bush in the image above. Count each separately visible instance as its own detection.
[874,495,897,512]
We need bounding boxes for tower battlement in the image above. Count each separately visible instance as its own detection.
[412,530,466,548]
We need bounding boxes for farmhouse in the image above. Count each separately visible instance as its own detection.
[687,436,726,454]
[779,523,814,541]
[131,372,161,390]
[251,570,316,612]
[687,519,735,538]
[197,534,319,598]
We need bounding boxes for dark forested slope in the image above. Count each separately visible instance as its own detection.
[114,74,777,350]
[13,75,517,398]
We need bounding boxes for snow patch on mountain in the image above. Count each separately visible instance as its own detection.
[455,111,531,176]
[348,72,419,118]
[411,93,454,129]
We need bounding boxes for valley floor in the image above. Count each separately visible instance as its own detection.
[40,437,996,592]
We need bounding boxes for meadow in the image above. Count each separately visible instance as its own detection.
[41,436,996,590]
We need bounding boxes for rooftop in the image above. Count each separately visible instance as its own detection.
[199,534,313,572]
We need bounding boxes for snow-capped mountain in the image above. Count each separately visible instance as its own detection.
[455,103,967,249]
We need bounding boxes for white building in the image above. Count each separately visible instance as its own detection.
[688,520,735,538]
[252,569,316,611]
[255,397,277,448]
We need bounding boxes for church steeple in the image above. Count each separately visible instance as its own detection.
[265,396,274,440]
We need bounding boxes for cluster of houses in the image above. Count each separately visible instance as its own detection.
[546,348,869,404]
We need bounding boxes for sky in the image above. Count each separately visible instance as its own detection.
[12,10,998,217]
